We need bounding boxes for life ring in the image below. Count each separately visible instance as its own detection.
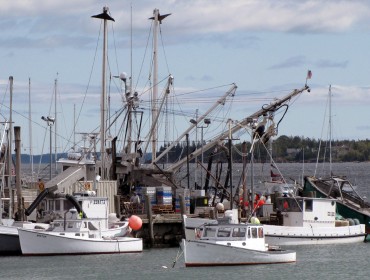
[195,229,201,239]
[84,182,91,190]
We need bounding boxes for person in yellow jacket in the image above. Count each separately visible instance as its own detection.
[38,178,45,192]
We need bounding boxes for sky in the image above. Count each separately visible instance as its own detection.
[1,0,370,157]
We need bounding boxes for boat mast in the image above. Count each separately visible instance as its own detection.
[0,121,9,220]
[8,76,13,218]
[54,76,58,174]
[149,9,170,163]
[152,9,159,163]
[73,104,76,149]
[92,7,115,180]
[28,78,33,180]
[329,85,332,176]
[228,120,233,210]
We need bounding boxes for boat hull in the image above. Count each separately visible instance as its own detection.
[304,177,370,235]
[0,226,21,255]
[18,228,143,256]
[264,224,366,246]
[182,239,296,267]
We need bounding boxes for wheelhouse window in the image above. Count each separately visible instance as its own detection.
[217,227,231,238]
[305,200,313,212]
[258,227,264,238]
[48,200,54,211]
[203,227,217,238]
[232,227,246,237]
[55,200,61,211]
[251,227,258,238]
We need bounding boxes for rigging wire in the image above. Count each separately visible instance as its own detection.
[62,20,103,152]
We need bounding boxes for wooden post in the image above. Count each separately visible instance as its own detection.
[179,194,186,238]
[114,195,121,218]
[14,126,23,221]
[145,194,154,246]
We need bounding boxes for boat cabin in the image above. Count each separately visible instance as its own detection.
[47,209,101,235]
[196,223,267,251]
[39,191,110,229]
[275,197,337,227]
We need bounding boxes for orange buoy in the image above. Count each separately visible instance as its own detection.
[129,215,143,231]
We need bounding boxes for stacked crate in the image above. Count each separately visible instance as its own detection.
[156,186,172,205]
[153,186,173,214]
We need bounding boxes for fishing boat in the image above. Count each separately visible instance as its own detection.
[182,222,296,267]
[18,184,143,255]
[303,176,370,236]
[263,196,366,245]
[18,208,142,256]
[300,86,370,237]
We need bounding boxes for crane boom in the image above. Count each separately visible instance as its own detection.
[166,85,310,172]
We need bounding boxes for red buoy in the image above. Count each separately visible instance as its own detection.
[129,215,143,231]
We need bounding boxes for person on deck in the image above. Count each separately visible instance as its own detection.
[130,192,140,205]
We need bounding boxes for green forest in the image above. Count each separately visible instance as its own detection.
[156,135,370,164]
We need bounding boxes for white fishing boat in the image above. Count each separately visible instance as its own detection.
[263,196,366,245]
[182,222,296,267]
[18,207,142,256]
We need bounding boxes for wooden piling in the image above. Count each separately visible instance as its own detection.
[145,194,154,246]
[114,195,121,218]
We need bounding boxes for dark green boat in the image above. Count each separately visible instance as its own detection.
[303,176,370,238]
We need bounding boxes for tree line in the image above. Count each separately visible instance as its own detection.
[156,135,370,164]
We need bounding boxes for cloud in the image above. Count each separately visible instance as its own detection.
[269,57,349,71]
[269,56,307,69]
[315,59,348,69]
[1,0,370,50]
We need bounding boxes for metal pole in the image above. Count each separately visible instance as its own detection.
[242,142,248,213]
[194,109,198,186]
[49,125,52,181]
[28,78,33,181]
[186,133,190,189]
[8,76,13,218]
[92,6,115,180]
[228,120,233,210]
[54,77,57,174]
[152,8,159,162]
[250,134,254,215]
[201,126,204,188]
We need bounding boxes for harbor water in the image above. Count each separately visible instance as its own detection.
[0,243,369,279]
[1,162,370,279]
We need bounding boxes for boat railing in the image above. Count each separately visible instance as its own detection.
[315,179,370,208]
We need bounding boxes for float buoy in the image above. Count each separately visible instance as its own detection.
[216,203,224,212]
[129,215,143,231]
